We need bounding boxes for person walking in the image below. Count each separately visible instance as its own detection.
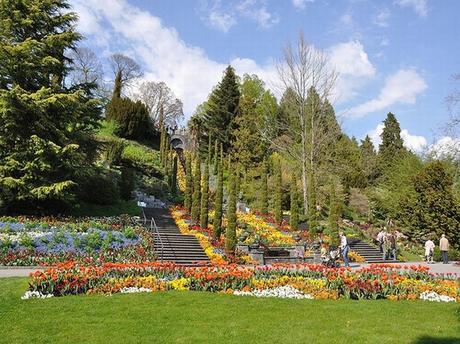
[389,231,397,261]
[424,237,435,263]
[376,228,385,253]
[339,231,349,267]
[439,234,449,264]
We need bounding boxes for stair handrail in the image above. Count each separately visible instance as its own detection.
[151,217,164,263]
[141,206,147,225]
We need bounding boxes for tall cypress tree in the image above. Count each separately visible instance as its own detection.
[171,155,178,195]
[0,0,101,213]
[361,135,378,185]
[274,159,283,224]
[290,174,299,230]
[191,155,201,223]
[184,153,193,212]
[213,145,224,239]
[200,141,211,229]
[260,161,268,214]
[225,169,237,252]
[308,172,318,234]
[200,66,240,152]
[213,139,219,174]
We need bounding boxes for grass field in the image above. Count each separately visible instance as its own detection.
[0,278,458,344]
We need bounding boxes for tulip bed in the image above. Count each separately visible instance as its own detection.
[25,262,459,302]
[0,216,156,266]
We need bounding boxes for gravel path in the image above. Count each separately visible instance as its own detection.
[0,267,43,278]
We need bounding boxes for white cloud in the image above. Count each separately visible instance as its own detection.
[202,0,279,32]
[395,0,428,17]
[375,8,390,27]
[208,10,236,33]
[328,41,376,102]
[367,123,427,152]
[340,13,354,26]
[346,69,427,117]
[292,0,314,10]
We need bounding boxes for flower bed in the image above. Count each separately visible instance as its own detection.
[25,262,459,302]
[0,216,155,266]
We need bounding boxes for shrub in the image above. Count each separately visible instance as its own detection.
[105,140,125,166]
[79,172,120,206]
[106,97,151,140]
[119,167,135,200]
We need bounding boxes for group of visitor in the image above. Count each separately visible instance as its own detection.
[376,228,398,261]
[424,234,450,264]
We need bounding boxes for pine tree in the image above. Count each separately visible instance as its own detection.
[274,159,283,224]
[184,153,193,212]
[290,175,299,230]
[378,113,407,172]
[260,161,268,214]
[225,169,237,252]
[198,66,240,152]
[0,0,101,213]
[361,135,378,185]
[213,145,224,239]
[191,155,201,223]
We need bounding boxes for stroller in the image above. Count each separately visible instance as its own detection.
[322,247,341,268]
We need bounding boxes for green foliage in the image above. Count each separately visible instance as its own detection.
[400,160,460,246]
[105,140,125,166]
[171,156,178,195]
[260,161,268,215]
[225,169,237,252]
[213,148,224,240]
[79,171,119,206]
[192,66,240,153]
[184,153,193,212]
[290,175,299,230]
[106,97,151,140]
[19,233,34,249]
[200,156,210,229]
[121,142,163,178]
[273,158,283,224]
[360,135,378,186]
[0,0,101,213]
[308,173,318,234]
[327,180,340,245]
[119,167,135,201]
[378,113,407,174]
[191,156,201,223]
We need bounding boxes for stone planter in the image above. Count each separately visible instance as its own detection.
[249,250,264,265]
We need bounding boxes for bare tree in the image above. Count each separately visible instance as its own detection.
[69,47,103,86]
[445,73,460,137]
[132,81,184,128]
[110,53,142,97]
[264,33,337,213]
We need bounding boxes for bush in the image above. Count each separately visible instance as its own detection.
[105,140,125,166]
[79,172,120,206]
[119,167,135,200]
[433,247,460,262]
[106,97,151,140]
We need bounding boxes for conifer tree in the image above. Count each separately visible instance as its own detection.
[274,159,283,224]
[171,155,178,195]
[184,153,193,212]
[213,145,224,239]
[225,169,237,252]
[0,0,101,212]
[260,161,268,214]
[213,139,219,174]
[361,135,378,185]
[200,140,211,229]
[378,113,407,172]
[290,175,299,230]
[191,155,201,222]
[308,173,318,234]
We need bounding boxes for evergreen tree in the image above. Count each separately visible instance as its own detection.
[0,0,101,213]
[171,155,178,195]
[213,146,224,239]
[402,161,460,246]
[378,113,407,172]
[260,161,268,214]
[213,139,219,174]
[184,153,193,212]
[308,173,318,234]
[225,169,237,252]
[112,71,122,99]
[120,167,135,200]
[274,159,283,224]
[191,155,201,222]
[200,143,210,229]
[328,180,340,245]
[197,66,240,152]
[361,135,378,185]
[290,175,299,230]
[106,98,150,140]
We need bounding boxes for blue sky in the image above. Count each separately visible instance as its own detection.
[70,0,460,151]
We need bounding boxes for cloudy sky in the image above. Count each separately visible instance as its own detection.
[70,0,460,152]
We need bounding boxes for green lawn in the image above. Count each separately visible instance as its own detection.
[0,278,458,344]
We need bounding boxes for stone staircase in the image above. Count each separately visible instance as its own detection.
[349,239,397,263]
[142,208,210,265]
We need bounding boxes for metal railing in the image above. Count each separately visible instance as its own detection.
[140,207,164,262]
